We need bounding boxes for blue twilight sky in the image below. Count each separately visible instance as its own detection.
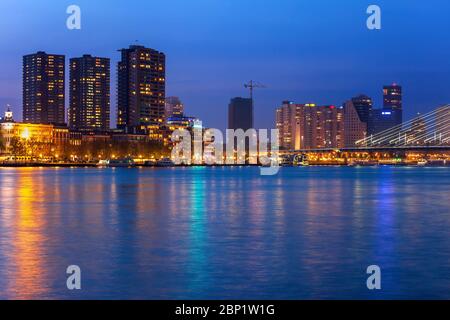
[0,0,449,130]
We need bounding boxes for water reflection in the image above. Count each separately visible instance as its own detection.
[0,167,449,299]
[1,169,49,299]
[185,169,208,293]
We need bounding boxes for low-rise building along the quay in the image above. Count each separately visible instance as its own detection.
[156,117,202,146]
[0,109,161,159]
[1,122,54,146]
[0,110,79,157]
[276,102,344,150]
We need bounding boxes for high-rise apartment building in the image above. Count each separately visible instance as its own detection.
[275,102,344,150]
[69,55,110,131]
[117,45,166,132]
[23,52,65,125]
[276,101,295,150]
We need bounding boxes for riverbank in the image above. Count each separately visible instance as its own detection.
[0,162,258,168]
[0,161,449,168]
[0,162,98,167]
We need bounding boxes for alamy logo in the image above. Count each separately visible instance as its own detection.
[366,265,381,290]
[66,265,81,290]
[66,5,81,30]
[367,5,381,30]
[171,127,280,176]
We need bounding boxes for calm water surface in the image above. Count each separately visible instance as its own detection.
[0,166,449,299]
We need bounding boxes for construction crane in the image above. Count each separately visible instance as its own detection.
[244,80,266,100]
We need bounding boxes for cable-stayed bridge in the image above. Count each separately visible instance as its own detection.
[280,105,449,164]
[356,105,449,148]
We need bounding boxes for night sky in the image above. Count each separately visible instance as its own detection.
[0,0,449,130]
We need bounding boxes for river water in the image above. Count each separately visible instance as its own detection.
[0,166,449,299]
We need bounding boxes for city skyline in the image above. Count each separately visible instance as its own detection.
[0,1,449,130]
[0,1,450,303]
[3,46,431,133]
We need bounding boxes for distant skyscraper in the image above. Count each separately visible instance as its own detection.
[117,45,166,131]
[165,96,184,119]
[367,84,403,137]
[383,83,402,125]
[69,55,110,131]
[368,109,401,136]
[228,97,253,131]
[383,84,402,110]
[351,94,373,125]
[23,52,65,124]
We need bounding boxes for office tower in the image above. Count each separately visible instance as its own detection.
[368,109,401,137]
[383,84,402,110]
[69,55,110,131]
[275,102,344,150]
[117,45,166,132]
[23,52,65,124]
[165,96,184,119]
[383,83,402,125]
[366,84,403,138]
[351,94,373,125]
[344,101,367,147]
[228,97,253,131]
